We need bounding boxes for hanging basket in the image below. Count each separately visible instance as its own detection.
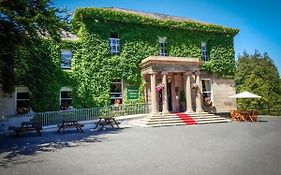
[204,97,212,107]
[156,83,164,92]
[192,83,198,89]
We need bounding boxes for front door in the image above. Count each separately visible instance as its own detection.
[167,81,172,111]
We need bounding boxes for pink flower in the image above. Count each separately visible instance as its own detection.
[156,83,164,92]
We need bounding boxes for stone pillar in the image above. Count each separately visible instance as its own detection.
[185,72,194,113]
[141,74,147,104]
[195,72,203,112]
[150,71,158,115]
[162,72,169,114]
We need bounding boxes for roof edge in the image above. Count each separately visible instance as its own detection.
[73,7,239,36]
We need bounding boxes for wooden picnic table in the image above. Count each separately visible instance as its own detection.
[14,121,42,136]
[57,120,84,133]
[94,117,120,131]
[230,110,258,122]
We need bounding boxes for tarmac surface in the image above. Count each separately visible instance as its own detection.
[0,116,281,175]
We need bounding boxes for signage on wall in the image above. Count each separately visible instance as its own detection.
[127,86,139,99]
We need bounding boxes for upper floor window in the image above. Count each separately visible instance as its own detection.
[109,34,120,54]
[61,49,72,69]
[201,42,208,61]
[159,38,168,56]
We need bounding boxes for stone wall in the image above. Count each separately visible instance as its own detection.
[212,77,236,113]
[0,90,16,116]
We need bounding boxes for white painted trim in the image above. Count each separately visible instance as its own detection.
[60,87,72,106]
[15,86,30,114]
[110,79,123,100]
[61,49,72,69]
[109,38,120,54]
[61,87,72,91]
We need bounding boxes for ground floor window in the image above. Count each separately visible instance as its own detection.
[60,87,72,110]
[201,79,212,105]
[16,87,30,114]
[110,79,123,104]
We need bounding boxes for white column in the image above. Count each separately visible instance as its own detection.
[150,71,158,115]
[195,72,203,112]
[162,72,169,114]
[141,74,148,104]
[185,72,194,113]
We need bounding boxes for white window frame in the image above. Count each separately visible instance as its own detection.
[201,42,208,61]
[109,38,120,54]
[201,78,212,101]
[61,49,72,69]
[110,79,123,101]
[15,86,30,114]
[159,39,167,56]
[60,87,72,110]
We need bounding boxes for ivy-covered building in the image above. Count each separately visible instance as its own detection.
[0,7,239,116]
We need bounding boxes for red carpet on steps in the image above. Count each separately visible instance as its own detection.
[175,113,197,125]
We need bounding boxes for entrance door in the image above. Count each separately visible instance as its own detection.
[167,81,172,111]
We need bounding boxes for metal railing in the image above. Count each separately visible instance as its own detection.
[33,103,151,126]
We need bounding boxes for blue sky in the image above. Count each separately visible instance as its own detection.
[53,0,281,74]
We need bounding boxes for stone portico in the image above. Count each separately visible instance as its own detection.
[141,56,206,115]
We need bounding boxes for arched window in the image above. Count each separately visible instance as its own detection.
[109,34,120,54]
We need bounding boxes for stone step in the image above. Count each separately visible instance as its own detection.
[188,114,218,117]
[146,123,187,127]
[147,118,180,121]
[191,116,225,120]
[196,120,230,124]
[128,112,230,127]
[194,118,228,122]
[146,120,189,125]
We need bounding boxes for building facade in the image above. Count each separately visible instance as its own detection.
[0,7,239,116]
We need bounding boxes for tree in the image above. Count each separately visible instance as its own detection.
[0,0,68,93]
[235,50,281,110]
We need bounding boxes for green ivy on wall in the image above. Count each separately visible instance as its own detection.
[14,39,79,112]
[14,8,238,112]
[72,8,239,36]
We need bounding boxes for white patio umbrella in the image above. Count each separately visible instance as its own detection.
[229,91,261,99]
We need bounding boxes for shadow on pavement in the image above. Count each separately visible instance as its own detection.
[0,125,124,168]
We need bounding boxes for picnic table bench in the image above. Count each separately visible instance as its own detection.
[14,121,42,136]
[94,117,120,131]
[57,120,84,133]
[230,110,258,122]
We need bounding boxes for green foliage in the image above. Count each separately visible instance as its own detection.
[69,8,237,108]
[0,0,68,93]
[235,51,281,111]
[202,45,236,77]
[13,39,78,112]
[5,7,238,112]
[72,8,239,35]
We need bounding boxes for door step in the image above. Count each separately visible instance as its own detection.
[129,112,230,127]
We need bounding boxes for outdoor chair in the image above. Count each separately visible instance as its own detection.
[230,110,246,121]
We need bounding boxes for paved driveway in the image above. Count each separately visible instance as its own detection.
[0,116,281,175]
